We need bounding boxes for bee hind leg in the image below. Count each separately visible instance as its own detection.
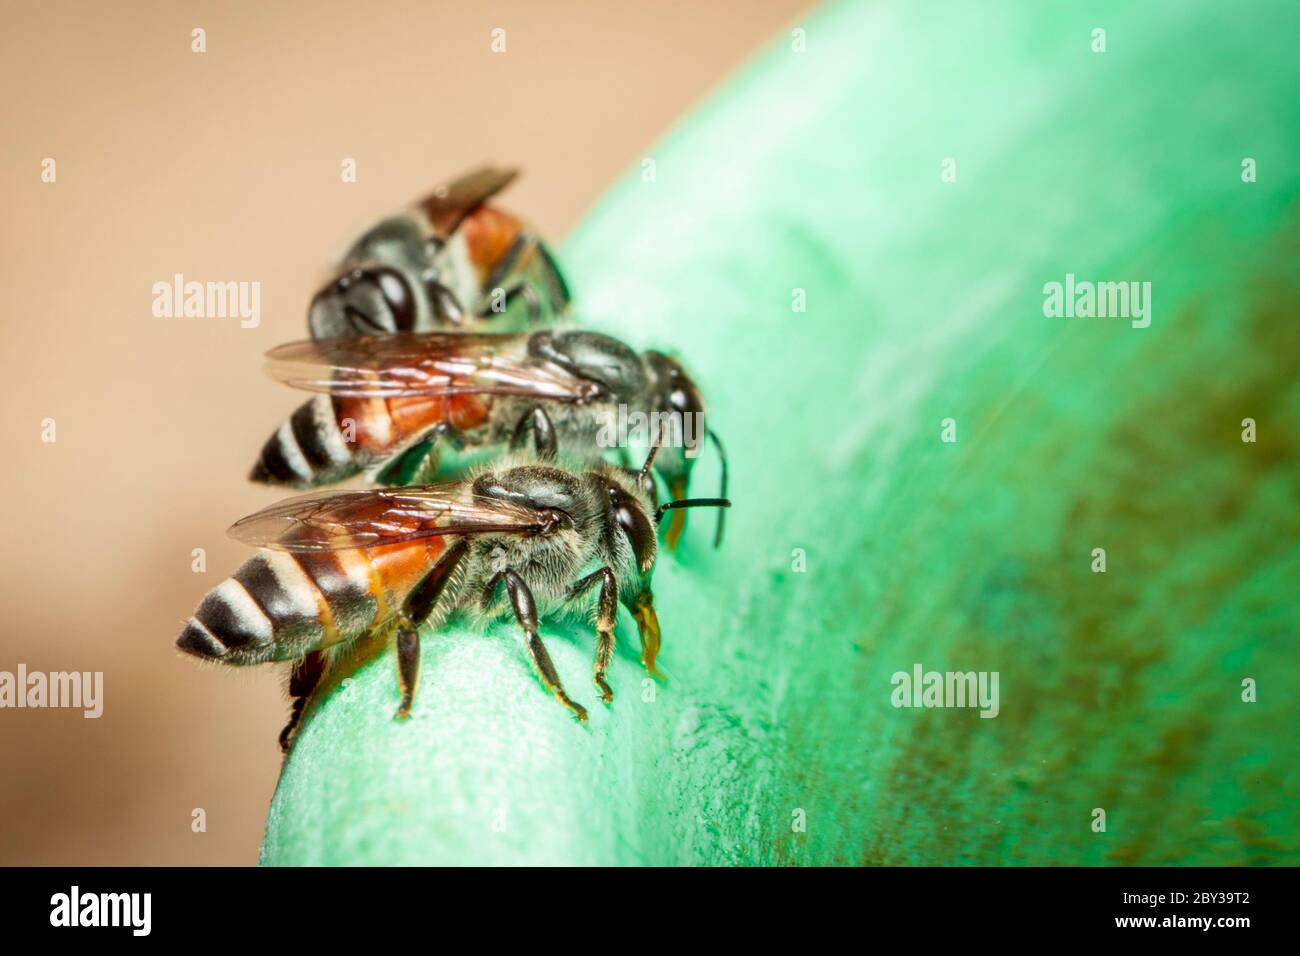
[280,650,327,753]
[487,569,587,722]
[374,425,448,486]
[568,568,618,704]
[480,232,567,326]
[394,629,419,720]
[393,538,470,720]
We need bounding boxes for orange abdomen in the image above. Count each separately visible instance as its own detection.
[334,392,492,456]
[460,206,526,285]
[354,536,453,631]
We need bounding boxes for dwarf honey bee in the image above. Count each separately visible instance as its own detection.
[308,166,569,339]
[177,442,729,749]
[249,330,728,548]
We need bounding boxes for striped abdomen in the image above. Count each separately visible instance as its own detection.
[249,391,492,489]
[176,539,449,665]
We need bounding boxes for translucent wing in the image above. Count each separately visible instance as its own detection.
[228,485,564,552]
[265,332,600,402]
[416,166,519,237]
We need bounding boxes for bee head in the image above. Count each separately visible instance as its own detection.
[308,265,420,338]
[641,352,730,548]
[592,464,663,676]
[642,351,707,489]
[595,439,730,678]
[596,465,658,579]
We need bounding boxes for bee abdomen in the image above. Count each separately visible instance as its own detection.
[177,548,380,665]
[289,550,379,645]
[177,574,283,665]
[250,396,357,488]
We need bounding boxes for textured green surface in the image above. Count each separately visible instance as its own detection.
[262,0,1300,865]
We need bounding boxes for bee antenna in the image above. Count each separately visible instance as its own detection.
[655,498,732,525]
[707,428,728,548]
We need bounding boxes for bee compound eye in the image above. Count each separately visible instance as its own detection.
[610,488,655,571]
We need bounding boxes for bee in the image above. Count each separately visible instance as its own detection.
[176,443,730,749]
[248,330,728,548]
[308,166,569,339]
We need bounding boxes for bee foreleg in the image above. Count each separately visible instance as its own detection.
[487,569,587,722]
[279,650,327,753]
[393,539,470,720]
[508,406,558,460]
[568,568,618,704]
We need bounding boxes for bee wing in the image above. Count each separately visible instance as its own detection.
[264,332,599,402]
[416,166,519,237]
[228,485,559,552]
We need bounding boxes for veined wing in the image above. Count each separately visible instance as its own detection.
[265,333,600,402]
[228,485,565,552]
[416,166,519,237]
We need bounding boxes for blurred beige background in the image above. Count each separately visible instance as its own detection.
[0,0,809,865]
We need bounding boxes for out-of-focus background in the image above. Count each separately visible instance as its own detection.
[0,0,810,865]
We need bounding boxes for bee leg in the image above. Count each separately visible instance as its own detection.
[393,539,470,720]
[407,443,445,485]
[568,568,618,704]
[279,650,327,753]
[394,629,420,720]
[508,406,558,460]
[490,282,542,324]
[375,426,447,486]
[630,591,664,680]
[482,232,564,324]
[533,239,571,314]
[487,569,588,722]
[481,234,531,318]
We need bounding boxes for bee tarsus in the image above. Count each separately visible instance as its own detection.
[570,567,619,704]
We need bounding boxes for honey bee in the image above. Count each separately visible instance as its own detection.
[177,443,730,749]
[308,166,569,339]
[249,330,728,548]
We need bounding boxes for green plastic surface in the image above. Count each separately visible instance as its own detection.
[262,0,1300,865]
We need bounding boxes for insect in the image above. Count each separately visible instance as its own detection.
[176,443,730,749]
[307,166,569,339]
[248,329,728,548]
